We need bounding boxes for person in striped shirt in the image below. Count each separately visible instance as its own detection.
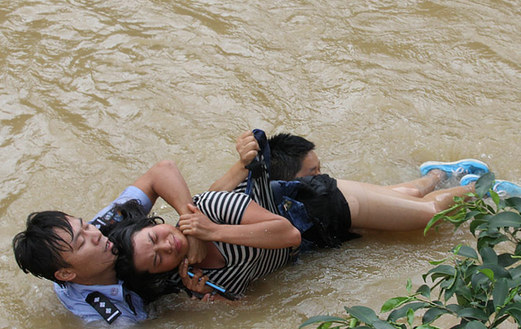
[108,190,301,302]
[106,130,305,302]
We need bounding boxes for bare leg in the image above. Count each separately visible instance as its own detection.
[386,170,445,197]
[337,179,473,231]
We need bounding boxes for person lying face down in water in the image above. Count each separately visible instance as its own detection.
[211,130,494,232]
[109,130,495,302]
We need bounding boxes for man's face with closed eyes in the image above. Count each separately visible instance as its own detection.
[54,216,117,285]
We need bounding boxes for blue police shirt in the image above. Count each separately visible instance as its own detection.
[54,186,152,324]
[54,280,147,324]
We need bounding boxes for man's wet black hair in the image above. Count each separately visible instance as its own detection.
[12,211,74,285]
[268,133,315,181]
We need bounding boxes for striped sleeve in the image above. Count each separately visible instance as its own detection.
[192,191,252,225]
[233,180,247,193]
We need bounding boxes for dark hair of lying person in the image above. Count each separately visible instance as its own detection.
[12,211,74,285]
[268,133,315,181]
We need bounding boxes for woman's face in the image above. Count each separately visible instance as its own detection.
[132,223,189,274]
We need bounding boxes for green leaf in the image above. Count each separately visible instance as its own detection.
[478,264,510,279]
[506,197,521,212]
[511,267,521,281]
[505,308,521,325]
[454,245,479,259]
[443,284,456,301]
[491,190,501,207]
[503,302,521,312]
[387,302,428,322]
[515,244,521,257]
[498,253,517,267]
[406,279,412,295]
[416,325,442,329]
[456,308,489,321]
[469,217,489,236]
[424,203,463,234]
[407,308,415,326]
[503,287,520,306]
[426,265,456,281]
[440,275,456,290]
[493,278,508,309]
[477,234,509,251]
[479,247,498,265]
[488,212,521,229]
[475,172,495,198]
[381,297,412,313]
[299,315,347,328]
[428,258,448,265]
[345,306,379,324]
[455,285,473,304]
[446,304,463,314]
[471,272,491,292]
[478,268,494,281]
[465,210,484,221]
[464,321,488,329]
[372,320,397,329]
[416,285,431,298]
[424,214,444,235]
[422,307,449,324]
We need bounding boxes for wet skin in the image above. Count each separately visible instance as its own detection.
[132,224,189,274]
[295,150,321,178]
[55,216,117,285]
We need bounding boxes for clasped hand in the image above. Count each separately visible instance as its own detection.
[236,130,259,167]
[178,204,219,241]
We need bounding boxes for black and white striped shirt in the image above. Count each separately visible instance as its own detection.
[190,191,292,296]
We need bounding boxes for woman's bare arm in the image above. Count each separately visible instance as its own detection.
[208,131,259,191]
[178,203,301,249]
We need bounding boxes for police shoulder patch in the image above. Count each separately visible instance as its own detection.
[85,291,121,324]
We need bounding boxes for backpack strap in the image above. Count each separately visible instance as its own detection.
[244,129,278,214]
[245,129,271,195]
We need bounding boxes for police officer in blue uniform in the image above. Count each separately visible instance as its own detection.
[13,160,205,324]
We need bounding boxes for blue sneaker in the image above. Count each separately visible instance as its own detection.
[420,159,489,178]
[460,174,521,198]
[460,174,480,186]
[493,180,521,198]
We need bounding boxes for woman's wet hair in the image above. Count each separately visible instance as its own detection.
[109,200,181,302]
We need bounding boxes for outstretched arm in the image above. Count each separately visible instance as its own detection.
[208,131,259,191]
[178,203,301,249]
[131,160,207,264]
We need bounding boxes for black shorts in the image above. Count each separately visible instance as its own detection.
[294,174,360,248]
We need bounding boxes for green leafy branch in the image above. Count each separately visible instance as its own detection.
[301,173,521,329]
